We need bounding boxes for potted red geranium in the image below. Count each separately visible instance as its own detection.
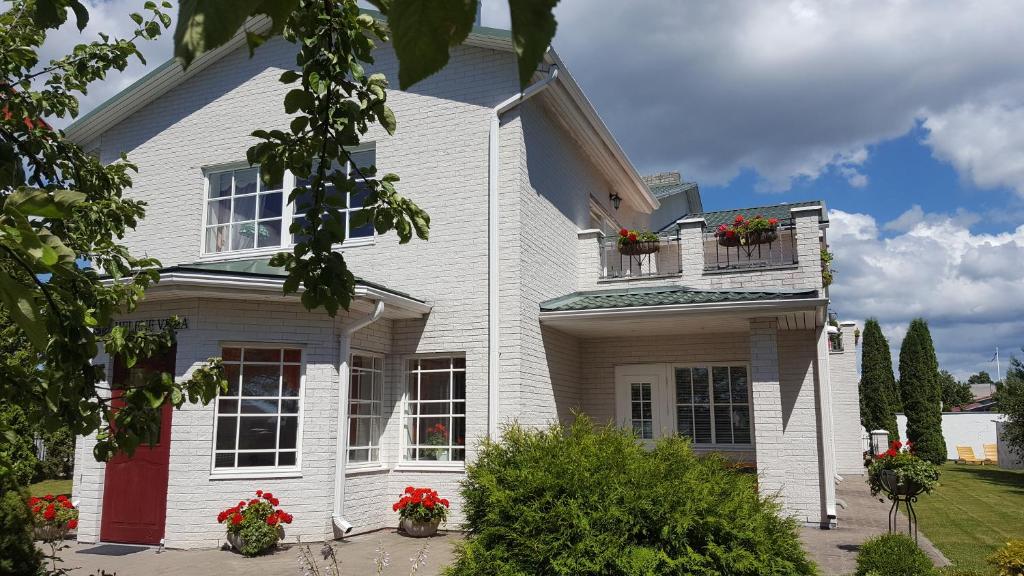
[216,490,293,556]
[393,486,450,538]
[28,494,78,542]
[617,228,660,255]
[714,214,779,247]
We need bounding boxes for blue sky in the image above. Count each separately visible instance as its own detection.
[47,0,1024,380]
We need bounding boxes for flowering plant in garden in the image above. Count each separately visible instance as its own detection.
[393,487,450,524]
[714,214,780,245]
[29,494,79,533]
[866,440,940,496]
[616,228,659,249]
[216,490,293,556]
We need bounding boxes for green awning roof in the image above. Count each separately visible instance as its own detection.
[162,257,424,303]
[660,200,825,232]
[540,285,820,312]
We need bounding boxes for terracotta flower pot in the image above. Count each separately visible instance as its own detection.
[400,517,441,538]
[618,241,660,256]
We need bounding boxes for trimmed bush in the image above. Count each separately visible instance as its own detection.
[445,416,817,576]
[0,481,43,575]
[989,539,1024,576]
[856,533,936,576]
[860,318,900,441]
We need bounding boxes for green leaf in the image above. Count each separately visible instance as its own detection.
[389,0,477,89]
[283,89,312,114]
[69,0,90,30]
[174,0,299,69]
[0,270,47,351]
[279,70,301,84]
[508,0,559,88]
[376,104,397,136]
[6,188,86,219]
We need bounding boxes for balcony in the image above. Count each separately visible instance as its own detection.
[598,233,681,280]
[702,217,798,272]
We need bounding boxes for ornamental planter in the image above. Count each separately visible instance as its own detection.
[879,469,925,498]
[225,528,285,555]
[716,230,777,248]
[618,241,660,256]
[400,517,441,538]
[33,524,68,542]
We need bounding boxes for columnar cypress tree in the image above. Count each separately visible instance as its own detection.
[859,319,900,441]
[898,319,947,464]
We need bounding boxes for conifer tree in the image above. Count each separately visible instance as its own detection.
[898,319,947,464]
[859,319,900,441]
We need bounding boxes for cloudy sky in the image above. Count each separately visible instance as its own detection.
[45,1,1024,379]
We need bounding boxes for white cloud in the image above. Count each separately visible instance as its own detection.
[829,208,1024,378]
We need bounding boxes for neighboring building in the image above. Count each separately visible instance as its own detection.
[68,21,860,549]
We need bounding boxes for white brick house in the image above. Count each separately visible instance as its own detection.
[68,22,861,548]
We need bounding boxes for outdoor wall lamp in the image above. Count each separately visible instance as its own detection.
[609,192,622,210]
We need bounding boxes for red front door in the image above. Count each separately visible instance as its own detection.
[100,346,175,545]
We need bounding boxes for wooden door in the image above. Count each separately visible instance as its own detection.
[100,346,175,545]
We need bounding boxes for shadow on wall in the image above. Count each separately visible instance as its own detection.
[540,324,582,426]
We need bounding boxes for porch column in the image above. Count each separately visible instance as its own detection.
[749,319,786,499]
[815,326,838,527]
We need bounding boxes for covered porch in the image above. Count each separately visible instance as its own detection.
[539,285,838,528]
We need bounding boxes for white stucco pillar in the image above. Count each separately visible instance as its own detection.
[749,319,786,499]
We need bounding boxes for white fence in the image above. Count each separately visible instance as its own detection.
[894,412,1021,464]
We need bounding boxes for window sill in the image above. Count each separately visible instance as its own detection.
[691,444,754,452]
[198,238,375,262]
[392,462,466,473]
[209,468,302,481]
[345,464,389,475]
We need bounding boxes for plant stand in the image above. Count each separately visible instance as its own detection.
[880,470,924,544]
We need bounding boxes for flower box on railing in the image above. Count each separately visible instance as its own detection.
[714,215,779,247]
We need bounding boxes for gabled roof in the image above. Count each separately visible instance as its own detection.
[649,181,698,200]
[540,285,820,312]
[660,200,826,232]
[64,14,658,213]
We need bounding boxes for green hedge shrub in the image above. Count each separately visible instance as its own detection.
[445,416,817,576]
[989,539,1024,576]
[0,480,43,575]
[856,533,936,576]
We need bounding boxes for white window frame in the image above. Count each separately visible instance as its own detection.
[346,350,384,468]
[614,362,753,450]
[198,146,376,261]
[399,354,467,469]
[209,343,306,480]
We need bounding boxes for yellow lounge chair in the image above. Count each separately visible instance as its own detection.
[984,443,999,465]
[956,445,984,465]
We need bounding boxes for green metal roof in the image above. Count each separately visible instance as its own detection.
[162,257,424,303]
[660,200,825,232]
[540,285,820,312]
[648,181,698,199]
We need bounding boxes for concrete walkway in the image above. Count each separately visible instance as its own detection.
[800,477,949,575]
[57,530,458,575]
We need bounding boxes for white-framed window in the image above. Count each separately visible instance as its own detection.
[615,363,751,447]
[403,356,466,462]
[348,352,384,464]
[213,346,303,470]
[201,146,375,256]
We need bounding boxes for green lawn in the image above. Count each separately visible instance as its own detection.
[914,463,1024,574]
[27,478,72,497]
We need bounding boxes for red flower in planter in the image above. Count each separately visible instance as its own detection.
[735,215,744,223]
[44,494,54,501]
[217,511,228,523]
[256,490,263,497]
[67,519,78,530]
[44,504,56,521]
[266,515,279,526]
[628,232,637,241]
[619,228,628,237]
[28,497,39,506]
[231,513,243,526]
[768,217,779,226]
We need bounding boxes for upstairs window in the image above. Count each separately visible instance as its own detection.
[202,146,376,255]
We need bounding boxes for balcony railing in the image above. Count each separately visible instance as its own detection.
[599,233,681,280]
[703,217,798,271]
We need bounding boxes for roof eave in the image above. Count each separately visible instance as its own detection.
[539,296,829,320]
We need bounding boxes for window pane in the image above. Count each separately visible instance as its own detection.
[350,212,374,238]
[452,417,466,447]
[278,451,296,466]
[238,452,275,467]
[283,349,302,363]
[237,417,277,449]
[420,372,450,400]
[350,148,375,173]
[279,416,298,449]
[350,418,374,446]
[420,402,449,415]
[352,355,370,369]
[713,367,731,403]
[452,371,466,400]
[257,220,281,248]
[234,168,258,195]
[282,364,300,397]
[259,192,282,219]
[420,417,449,443]
[231,223,255,250]
[215,417,236,449]
[246,349,281,362]
[241,399,278,414]
[242,364,280,397]
[215,453,234,468]
[349,448,369,463]
[677,406,694,439]
[207,199,231,225]
[691,368,710,404]
[232,195,256,222]
[260,171,283,192]
[419,358,451,371]
[453,357,466,369]
[733,406,751,444]
[223,348,241,361]
[730,366,748,402]
[213,172,232,198]
[281,399,299,414]
[693,406,712,443]
[206,225,229,253]
[675,368,691,404]
[217,399,238,413]
[714,406,733,444]
[224,364,240,395]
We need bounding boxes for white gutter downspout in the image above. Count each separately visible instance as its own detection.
[488,63,559,439]
[332,300,384,535]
